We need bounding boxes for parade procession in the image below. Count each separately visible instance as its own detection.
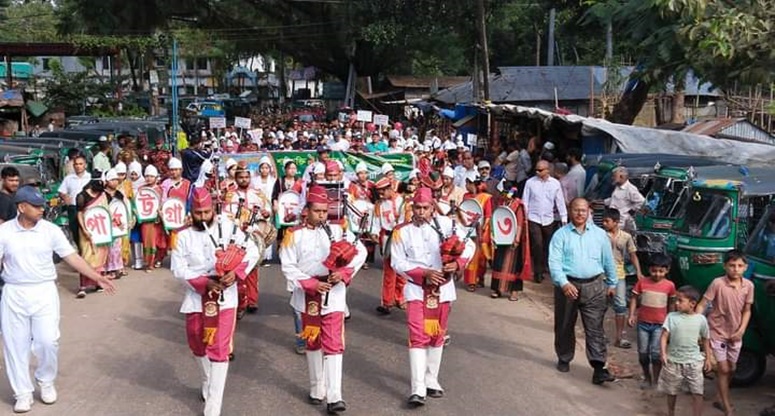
[1,1,774,415]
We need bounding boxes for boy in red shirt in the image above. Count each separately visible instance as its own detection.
[628,253,676,388]
[695,250,754,416]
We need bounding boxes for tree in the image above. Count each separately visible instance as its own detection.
[43,60,120,114]
[0,0,59,42]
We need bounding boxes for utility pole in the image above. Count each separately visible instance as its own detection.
[171,37,180,147]
[605,20,613,62]
[547,8,556,66]
[477,0,490,101]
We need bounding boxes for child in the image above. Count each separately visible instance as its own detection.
[139,165,164,273]
[601,208,644,349]
[695,250,754,416]
[658,285,712,416]
[628,253,677,388]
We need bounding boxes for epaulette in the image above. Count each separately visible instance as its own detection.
[288,224,305,232]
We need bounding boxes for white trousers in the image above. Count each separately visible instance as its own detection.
[1,282,60,399]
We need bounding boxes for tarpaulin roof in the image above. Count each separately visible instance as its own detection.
[483,104,775,168]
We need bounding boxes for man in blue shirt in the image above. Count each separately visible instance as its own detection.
[548,197,618,385]
[365,132,388,154]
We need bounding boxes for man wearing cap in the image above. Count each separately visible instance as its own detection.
[0,186,116,413]
[347,162,376,268]
[58,154,91,252]
[439,167,466,215]
[75,171,111,298]
[159,157,193,266]
[380,163,400,193]
[224,166,271,318]
[93,139,112,174]
[280,185,366,415]
[171,188,260,416]
[390,187,475,408]
[371,176,407,315]
[462,171,493,292]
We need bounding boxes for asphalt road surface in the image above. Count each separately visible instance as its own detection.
[0,261,655,416]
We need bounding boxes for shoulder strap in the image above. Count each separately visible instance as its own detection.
[321,223,335,242]
[430,216,445,240]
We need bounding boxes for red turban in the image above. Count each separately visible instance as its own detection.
[374,177,391,189]
[307,185,329,205]
[413,187,433,204]
[325,160,341,173]
[192,187,213,210]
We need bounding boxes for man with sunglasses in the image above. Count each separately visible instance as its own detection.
[522,160,567,283]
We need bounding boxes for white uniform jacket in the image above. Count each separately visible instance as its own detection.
[280,223,367,315]
[171,215,260,313]
[390,216,475,303]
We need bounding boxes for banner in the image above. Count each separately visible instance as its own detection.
[373,114,389,126]
[356,110,373,122]
[220,151,416,182]
[84,206,113,246]
[234,116,252,129]
[209,117,226,129]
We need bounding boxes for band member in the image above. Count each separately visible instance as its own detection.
[390,188,475,408]
[347,162,375,269]
[420,172,447,216]
[171,188,260,416]
[225,166,272,318]
[372,176,407,315]
[252,156,277,265]
[440,167,466,212]
[220,158,239,198]
[490,187,532,301]
[462,171,493,292]
[160,157,192,258]
[279,185,366,415]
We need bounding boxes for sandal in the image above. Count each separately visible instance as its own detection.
[615,339,632,349]
[490,291,501,299]
[466,285,476,292]
[508,293,519,302]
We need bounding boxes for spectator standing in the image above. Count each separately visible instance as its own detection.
[523,160,567,283]
[695,250,754,416]
[605,167,645,232]
[57,155,91,252]
[549,198,617,385]
[92,138,112,174]
[0,166,20,223]
[565,148,587,199]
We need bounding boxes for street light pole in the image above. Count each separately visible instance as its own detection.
[171,37,179,152]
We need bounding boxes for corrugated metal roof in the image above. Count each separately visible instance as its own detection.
[682,118,775,145]
[386,75,470,89]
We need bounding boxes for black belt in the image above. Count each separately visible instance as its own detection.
[567,274,602,283]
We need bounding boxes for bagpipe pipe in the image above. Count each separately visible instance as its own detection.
[317,220,360,308]
[431,206,480,288]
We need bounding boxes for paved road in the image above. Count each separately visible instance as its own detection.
[0,261,653,416]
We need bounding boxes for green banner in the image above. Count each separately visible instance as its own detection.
[220,151,416,181]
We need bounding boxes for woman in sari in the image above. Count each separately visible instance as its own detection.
[490,188,532,301]
[462,172,493,292]
[272,159,303,245]
[128,161,144,269]
[139,165,163,272]
[75,171,110,298]
[103,169,126,279]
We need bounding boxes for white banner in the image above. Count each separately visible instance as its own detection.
[234,116,252,129]
[84,206,113,246]
[356,110,373,123]
[373,114,389,126]
[209,117,227,129]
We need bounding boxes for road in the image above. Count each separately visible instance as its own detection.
[0,259,733,416]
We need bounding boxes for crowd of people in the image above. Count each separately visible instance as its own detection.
[0,111,757,416]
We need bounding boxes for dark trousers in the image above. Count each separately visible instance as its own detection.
[528,220,558,279]
[67,206,80,254]
[554,276,608,366]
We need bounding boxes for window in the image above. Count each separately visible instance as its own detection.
[745,205,775,263]
[101,57,111,71]
[676,190,733,239]
[196,58,208,71]
[42,58,51,71]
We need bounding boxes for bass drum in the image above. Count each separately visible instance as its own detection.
[347,199,374,234]
[253,220,277,259]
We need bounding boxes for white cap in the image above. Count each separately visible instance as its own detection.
[226,158,238,169]
[464,170,480,183]
[226,139,234,147]
[408,169,420,180]
[259,156,272,167]
[543,141,555,150]
[442,166,455,178]
[355,162,368,173]
[303,131,310,138]
[423,143,432,152]
[477,160,491,169]
[381,163,394,174]
[456,140,465,148]
[114,162,127,174]
[144,165,158,177]
[99,135,108,142]
[129,161,142,176]
[168,157,182,170]
[313,162,326,174]
[104,169,119,181]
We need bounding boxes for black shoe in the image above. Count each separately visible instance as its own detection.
[308,395,324,405]
[592,368,615,385]
[533,274,544,283]
[229,353,235,362]
[443,335,451,346]
[344,314,351,321]
[246,306,258,314]
[556,361,570,373]
[236,309,247,320]
[426,388,444,398]
[407,394,426,408]
[327,401,347,414]
[376,305,391,315]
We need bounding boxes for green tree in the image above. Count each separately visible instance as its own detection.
[0,0,59,42]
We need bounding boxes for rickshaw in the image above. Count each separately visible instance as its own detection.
[734,204,775,386]
[586,154,719,226]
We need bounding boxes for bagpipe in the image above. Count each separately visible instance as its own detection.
[318,222,359,307]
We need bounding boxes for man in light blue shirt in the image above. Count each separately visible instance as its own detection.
[549,197,618,386]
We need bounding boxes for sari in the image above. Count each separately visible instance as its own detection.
[491,198,533,294]
[463,192,493,287]
[77,190,109,289]
[138,184,164,270]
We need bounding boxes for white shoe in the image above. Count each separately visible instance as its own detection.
[40,383,57,405]
[14,395,33,413]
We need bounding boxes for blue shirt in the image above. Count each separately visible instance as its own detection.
[365,142,388,153]
[548,222,617,288]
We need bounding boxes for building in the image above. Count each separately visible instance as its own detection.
[682,118,775,145]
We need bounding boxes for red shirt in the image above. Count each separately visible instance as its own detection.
[632,277,677,325]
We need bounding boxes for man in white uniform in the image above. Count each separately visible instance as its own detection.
[0,187,116,413]
[170,188,260,416]
[280,185,366,415]
[390,188,475,408]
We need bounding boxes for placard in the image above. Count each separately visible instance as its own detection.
[466,133,478,146]
[459,199,483,228]
[84,206,113,246]
[161,197,187,231]
[134,187,161,223]
[356,110,373,122]
[209,117,226,129]
[373,114,389,126]
[492,206,518,246]
[276,191,302,227]
[109,199,129,238]
[234,116,252,129]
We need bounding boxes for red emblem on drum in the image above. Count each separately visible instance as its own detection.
[497,217,513,235]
